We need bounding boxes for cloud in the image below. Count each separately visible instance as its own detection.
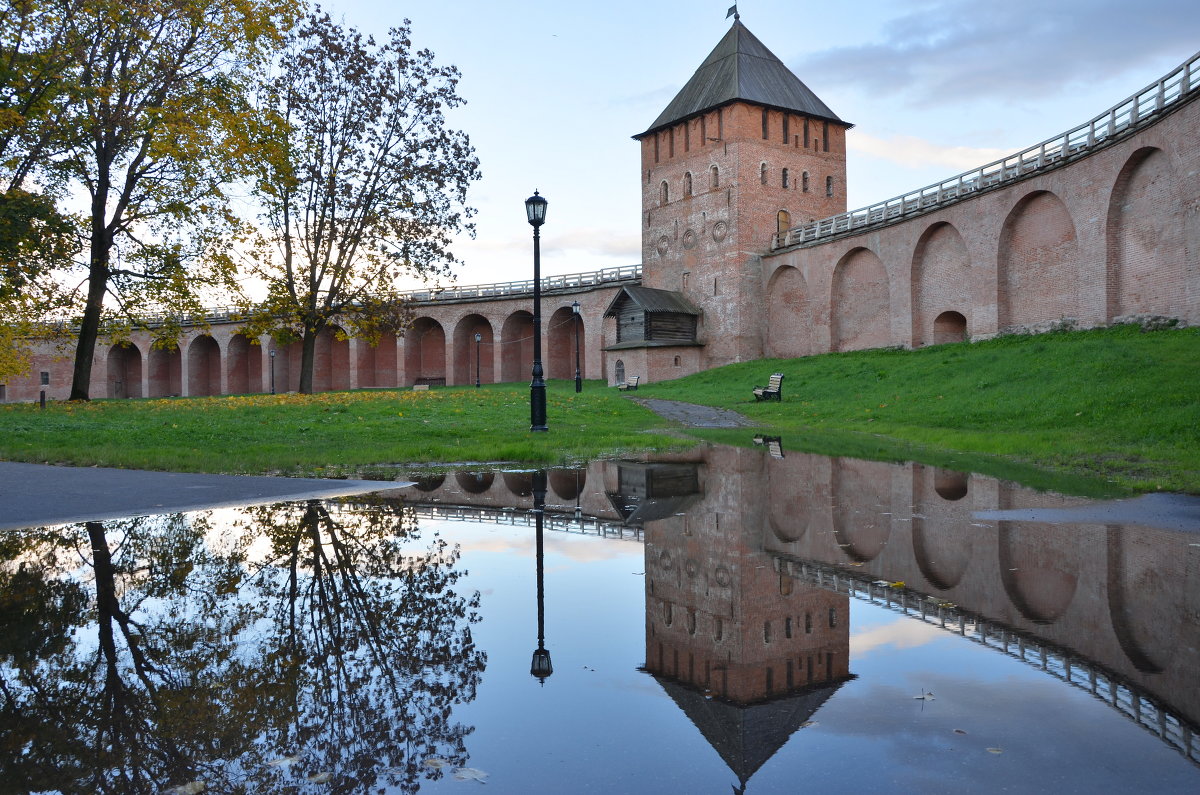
[849,132,1013,171]
[795,0,1200,105]
[851,619,945,658]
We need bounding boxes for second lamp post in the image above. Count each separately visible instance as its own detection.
[526,191,548,432]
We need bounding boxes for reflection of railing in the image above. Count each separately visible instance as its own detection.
[772,50,1200,250]
[774,555,1200,768]
[411,504,645,542]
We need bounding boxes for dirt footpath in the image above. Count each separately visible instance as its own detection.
[632,398,756,428]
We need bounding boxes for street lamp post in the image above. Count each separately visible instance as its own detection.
[269,350,276,394]
[572,300,582,393]
[474,332,482,388]
[525,191,548,432]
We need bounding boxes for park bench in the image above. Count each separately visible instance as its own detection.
[752,372,784,402]
[616,375,639,391]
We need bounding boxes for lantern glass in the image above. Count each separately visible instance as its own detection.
[525,191,548,226]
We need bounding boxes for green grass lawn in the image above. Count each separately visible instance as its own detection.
[0,381,692,476]
[635,324,1200,494]
[1,324,1196,493]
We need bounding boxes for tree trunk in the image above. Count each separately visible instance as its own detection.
[69,217,112,401]
[297,320,323,395]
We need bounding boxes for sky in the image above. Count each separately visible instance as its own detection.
[323,0,1200,289]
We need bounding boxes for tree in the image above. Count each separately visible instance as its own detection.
[240,13,480,394]
[0,0,83,380]
[52,0,296,401]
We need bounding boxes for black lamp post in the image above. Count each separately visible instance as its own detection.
[572,300,582,393]
[474,332,482,388]
[269,349,276,394]
[525,191,549,432]
[530,470,553,683]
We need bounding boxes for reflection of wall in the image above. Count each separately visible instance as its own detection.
[758,450,1200,732]
[643,446,850,703]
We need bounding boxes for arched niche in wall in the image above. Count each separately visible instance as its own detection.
[831,247,890,352]
[997,190,1079,331]
[106,343,143,399]
[911,221,971,346]
[187,335,221,397]
[1106,146,1184,321]
[405,317,447,386]
[148,343,181,398]
[500,311,533,383]
[225,333,259,395]
[765,265,814,358]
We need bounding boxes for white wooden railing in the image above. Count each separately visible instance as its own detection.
[772,49,1200,249]
[127,265,643,328]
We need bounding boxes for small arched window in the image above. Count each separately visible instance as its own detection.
[781,168,789,188]
[760,163,768,185]
[684,171,692,197]
[614,359,625,384]
[710,165,719,188]
[826,176,834,197]
[802,171,809,192]
[660,180,669,205]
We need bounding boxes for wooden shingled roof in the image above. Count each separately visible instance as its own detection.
[603,286,702,317]
[637,20,847,138]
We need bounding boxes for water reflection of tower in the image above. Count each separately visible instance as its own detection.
[635,458,852,790]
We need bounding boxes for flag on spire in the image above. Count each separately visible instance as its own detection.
[727,5,739,19]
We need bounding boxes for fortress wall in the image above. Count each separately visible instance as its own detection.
[1,286,622,401]
[762,93,1200,352]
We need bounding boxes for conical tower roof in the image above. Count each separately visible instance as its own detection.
[638,20,846,138]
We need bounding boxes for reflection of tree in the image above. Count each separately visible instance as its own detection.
[0,498,484,793]
[238,499,486,792]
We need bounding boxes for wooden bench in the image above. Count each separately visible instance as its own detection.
[752,372,784,401]
[616,375,639,391]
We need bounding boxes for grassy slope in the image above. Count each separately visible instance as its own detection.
[635,325,1200,494]
[0,382,691,476]
[0,325,1194,493]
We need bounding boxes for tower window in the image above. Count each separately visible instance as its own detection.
[661,180,669,205]
[782,114,790,144]
[762,108,769,139]
[717,108,724,139]
[654,135,659,163]
[823,121,829,152]
[826,176,834,197]
[668,128,674,158]
[804,118,810,148]
[802,171,809,192]
[700,115,706,143]
[760,163,768,185]
[710,165,719,188]
[781,168,789,188]
[684,121,690,151]
[684,171,692,197]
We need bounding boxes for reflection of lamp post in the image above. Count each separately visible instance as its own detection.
[572,300,581,393]
[525,191,548,432]
[269,349,276,394]
[474,333,482,388]
[530,470,553,683]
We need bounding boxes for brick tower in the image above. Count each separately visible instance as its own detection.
[630,17,851,374]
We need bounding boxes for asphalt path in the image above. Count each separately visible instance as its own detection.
[0,461,404,531]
